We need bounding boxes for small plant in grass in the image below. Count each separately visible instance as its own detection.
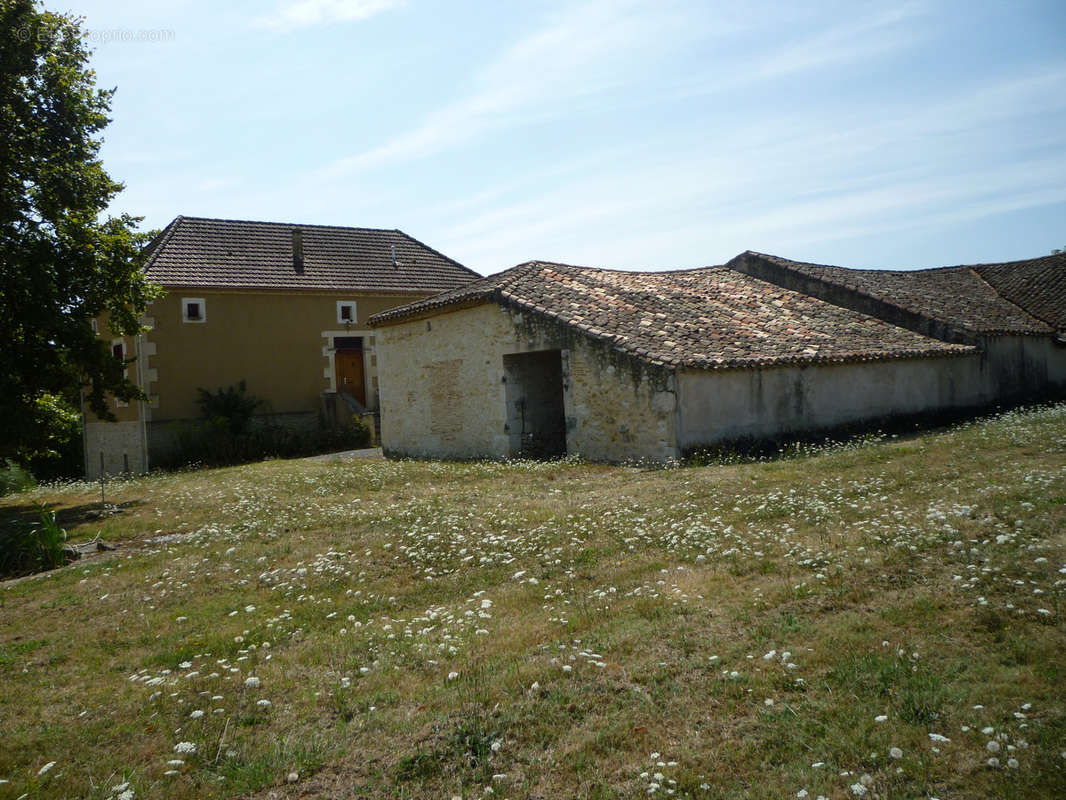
[0,458,36,496]
[0,502,70,578]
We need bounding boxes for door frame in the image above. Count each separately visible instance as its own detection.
[322,329,372,403]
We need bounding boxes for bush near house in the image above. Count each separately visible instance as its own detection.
[160,381,371,468]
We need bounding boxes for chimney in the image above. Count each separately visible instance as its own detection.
[292,228,304,274]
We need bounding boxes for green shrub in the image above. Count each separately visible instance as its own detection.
[161,416,371,470]
[197,380,262,436]
[0,503,71,578]
[0,459,36,496]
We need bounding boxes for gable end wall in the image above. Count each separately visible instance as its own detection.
[375,303,679,462]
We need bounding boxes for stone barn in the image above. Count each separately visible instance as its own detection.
[729,251,1066,401]
[365,260,1050,462]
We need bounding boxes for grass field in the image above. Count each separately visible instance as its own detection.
[2,405,1065,799]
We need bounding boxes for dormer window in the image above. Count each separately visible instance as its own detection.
[182,298,206,323]
[337,301,356,324]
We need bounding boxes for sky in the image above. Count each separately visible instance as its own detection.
[71,0,1066,274]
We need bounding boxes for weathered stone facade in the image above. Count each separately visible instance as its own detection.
[371,257,1066,464]
[377,303,678,462]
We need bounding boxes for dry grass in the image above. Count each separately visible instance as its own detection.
[2,405,1065,799]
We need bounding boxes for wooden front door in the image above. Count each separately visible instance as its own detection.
[335,348,366,406]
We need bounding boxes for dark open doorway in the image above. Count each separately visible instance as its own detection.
[504,350,566,458]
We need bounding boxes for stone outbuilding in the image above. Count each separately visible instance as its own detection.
[366,258,1060,462]
[729,251,1066,400]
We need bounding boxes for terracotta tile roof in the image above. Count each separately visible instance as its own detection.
[735,251,1053,336]
[973,253,1066,333]
[368,260,974,370]
[142,215,478,294]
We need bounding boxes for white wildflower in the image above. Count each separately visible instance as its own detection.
[174,741,197,754]
[244,676,261,689]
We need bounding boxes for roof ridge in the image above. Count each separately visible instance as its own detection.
[746,249,1064,273]
[511,259,728,276]
[172,214,413,236]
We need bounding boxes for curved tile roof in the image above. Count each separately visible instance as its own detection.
[973,253,1066,333]
[368,260,974,370]
[142,215,479,294]
[738,251,1053,336]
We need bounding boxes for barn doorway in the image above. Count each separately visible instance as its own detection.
[504,350,566,458]
[334,336,366,407]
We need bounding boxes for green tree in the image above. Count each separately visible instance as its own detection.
[0,0,161,466]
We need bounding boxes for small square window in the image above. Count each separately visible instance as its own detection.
[337,300,357,324]
[182,298,206,323]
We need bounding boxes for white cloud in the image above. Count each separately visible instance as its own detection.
[319,0,691,175]
[755,2,928,78]
[429,65,1066,272]
[255,0,404,32]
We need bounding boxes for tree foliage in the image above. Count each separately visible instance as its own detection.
[0,0,161,463]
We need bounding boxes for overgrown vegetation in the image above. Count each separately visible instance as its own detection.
[159,381,371,468]
[0,502,70,578]
[0,459,36,496]
[1,404,1064,799]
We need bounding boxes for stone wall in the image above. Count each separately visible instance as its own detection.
[979,335,1066,398]
[677,352,990,448]
[375,303,679,462]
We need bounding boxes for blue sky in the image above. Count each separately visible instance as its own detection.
[78,0,1066,274]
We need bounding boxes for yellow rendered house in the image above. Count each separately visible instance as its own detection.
[84,215,477,478]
